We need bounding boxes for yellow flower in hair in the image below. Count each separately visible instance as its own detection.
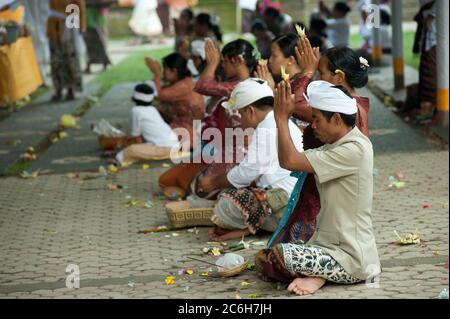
[334,69,345,76]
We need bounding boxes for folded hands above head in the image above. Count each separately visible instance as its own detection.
[295,36,320,78]
[254,62,275,90]
[144,56,161,77]
[274,80,295,122]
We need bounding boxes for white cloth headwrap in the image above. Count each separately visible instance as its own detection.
[133,92,155,103]
[303,80,358,115]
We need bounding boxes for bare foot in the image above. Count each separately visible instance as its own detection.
[215,228,251,242]
[208,227,221,241]
[287,277,326,296]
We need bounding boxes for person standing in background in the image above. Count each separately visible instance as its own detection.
[157,0,171,37]
[319,1,351,47]
[47,0,86,101]
[129,0,163,45]
[83,0,113,73]
[238,0,257,34]
[414,0,437,123]
[166,0,189,28]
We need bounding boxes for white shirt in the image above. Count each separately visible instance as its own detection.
[227,111,304,196]
[326,17,350,47]
[131,106,180,148]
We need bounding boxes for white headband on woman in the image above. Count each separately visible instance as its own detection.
[303,80,357,115]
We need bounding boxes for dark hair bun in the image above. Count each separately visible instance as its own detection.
[323,47,369,89]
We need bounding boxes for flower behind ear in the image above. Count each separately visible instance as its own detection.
[359,56,370,70]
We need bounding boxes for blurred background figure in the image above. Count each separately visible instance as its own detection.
[47,0,86,101]
[167,0,189,26]
[238,0,257,34]
[262,6,282,37]
[174,7,194,58]
[309,17,333,51]
[129,0,163,45]
[193,12,223,44]
[257,0,280,15]
[251,19,274,59]
[83,0,113,73]
[319,1,351,47]
[157,0,171,37]
[359,2,392,53]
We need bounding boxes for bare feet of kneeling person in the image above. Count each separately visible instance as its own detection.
[288,277,326,296]
[208,226,251,242]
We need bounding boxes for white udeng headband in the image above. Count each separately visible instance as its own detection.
[303,81,358,115]
[133,92,155,103]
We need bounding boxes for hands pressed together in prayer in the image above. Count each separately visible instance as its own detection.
[274,80,296,123]
[254,63,275,90]
[295,36,320,78]
[205,39,221,68]
[145,56,161,78]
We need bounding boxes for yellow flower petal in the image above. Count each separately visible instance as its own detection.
[142,164,150,170]
[241,281,251,288]
[165,275,176,285]
[211,247,221,256]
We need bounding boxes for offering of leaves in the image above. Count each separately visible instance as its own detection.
[295,24,306,37]
[107,164,119,174]
[249,292,263,298]
[20,170,40,179]
[138,225,170,234]
[393,230,421,245]
[123,198,140,208]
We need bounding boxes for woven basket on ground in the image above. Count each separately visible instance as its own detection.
[218,260,249,278]
[165,201,214,229]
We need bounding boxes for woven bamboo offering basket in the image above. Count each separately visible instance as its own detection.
[217,260,249,278]
[165,201,214,229]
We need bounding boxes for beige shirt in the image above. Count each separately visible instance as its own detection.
[305,127,380,280]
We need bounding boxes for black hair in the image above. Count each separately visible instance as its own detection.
[334,2,351,15]
[264,7,281,19]
[222,39,258,73]
[310,18,328,37]
[320,110,356,127]
[380,9,391,25]
[195,13,223,42]
[251,96,274,111]
[162,53,191,79]
[272,33,300,58]
[323,47,369,89]
[181,8,194,20]
[319,85,356,127]
[251,19,268,32]
[308,35,325,51]
[132,83,154,106]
